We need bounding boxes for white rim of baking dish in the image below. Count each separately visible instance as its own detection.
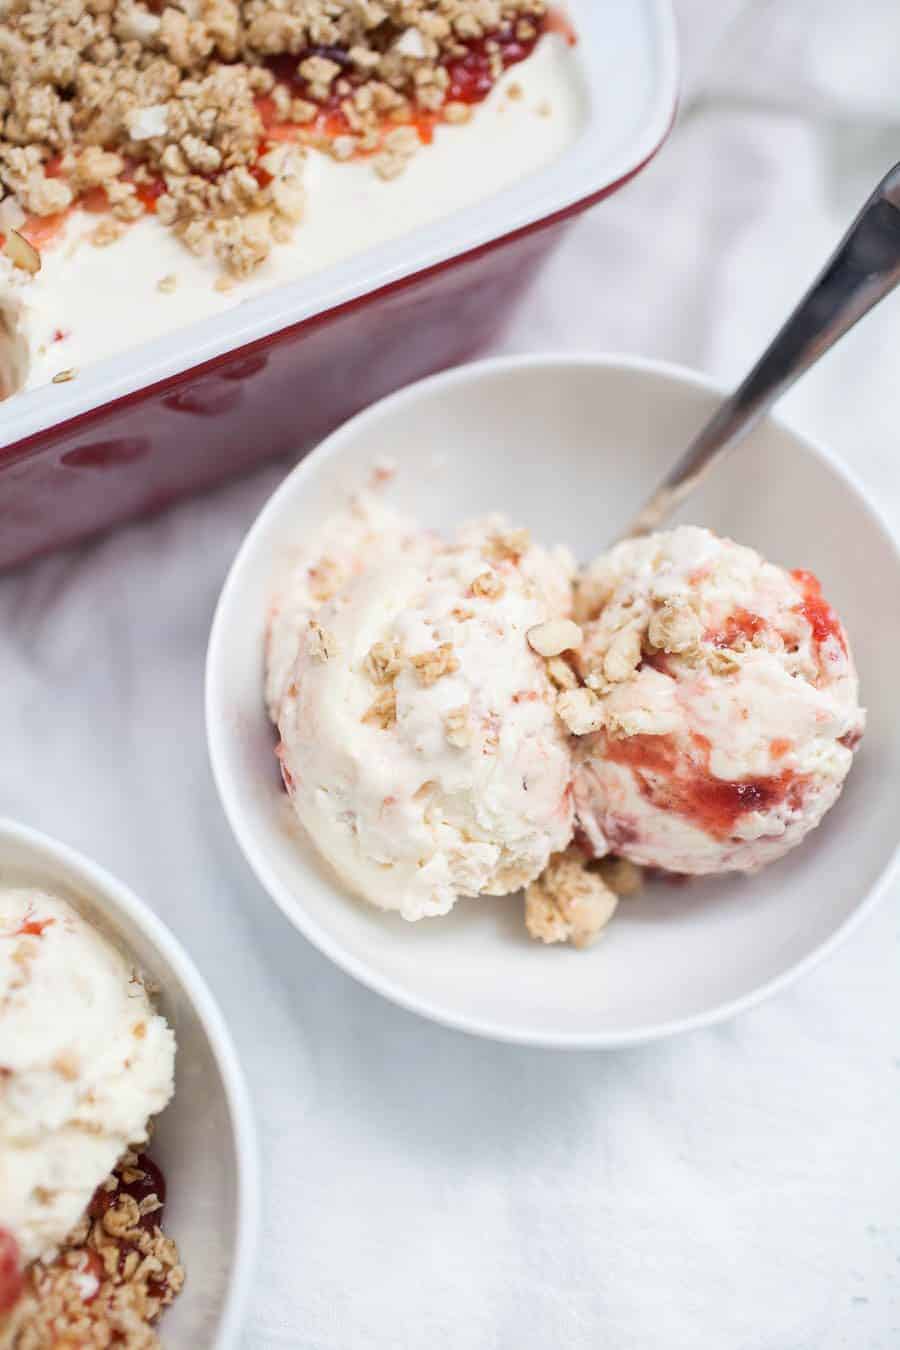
[0,818,260,1347]
[0,0,678,450]
[206,351,900,1051]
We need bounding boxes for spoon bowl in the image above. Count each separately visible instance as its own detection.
[207,353,900,1047]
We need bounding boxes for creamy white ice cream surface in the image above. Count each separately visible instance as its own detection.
[268,508,576,920]
[265,493,435,722]
[568,526,864,875]
[0,889,175,1270]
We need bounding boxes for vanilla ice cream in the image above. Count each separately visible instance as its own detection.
[265,493,435,722]
[268,512,575,919]
[563,527,864,875]
[0,889,175,1271]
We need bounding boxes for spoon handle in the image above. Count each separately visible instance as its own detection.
[624,161,900,539]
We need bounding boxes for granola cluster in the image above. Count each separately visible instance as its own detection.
[359,633,461,728]
[2,1151,183,1350]
[524,848,643,949]
[0,0,548,276]
[553,570,712,739]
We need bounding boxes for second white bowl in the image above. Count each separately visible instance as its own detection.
[206,355,900,1048]
[0,819,259,1346]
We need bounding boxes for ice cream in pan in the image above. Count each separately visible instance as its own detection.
[0,1,581,397]
[265,500,863,947]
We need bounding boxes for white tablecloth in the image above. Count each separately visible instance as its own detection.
[2,4,898,1346]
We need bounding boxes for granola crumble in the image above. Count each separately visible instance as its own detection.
[524,849,644,947]
[0,0,549,278]
[524,849,618,949]
[410,642,459,686]
[470,570,505,601]
[647,601,701,656]
[2,1150,183,1349]
[556,686,603,736]
[364,639,404,684]
[545,655,577,691]
[602,624,642,684]
[526,617,582,658]
[362,684,397,729]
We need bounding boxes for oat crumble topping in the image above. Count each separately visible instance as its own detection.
[470,569,504,601]
[526,617,581,658]
[362,683,397,728]
[364,638,404,684]
[524,850,642,948]
[555,685,602,736]
[524,848,618,949]
[563,567,785,740]
[410,641,459,685]
[601,623,642,684]
[2,1150,183,1349]
[545,654,577,690]
[0,0,549,277]
[647,601,701,656]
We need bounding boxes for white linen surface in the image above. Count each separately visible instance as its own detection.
[2,3,898,1346]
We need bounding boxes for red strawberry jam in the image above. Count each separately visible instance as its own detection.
[602,732,806,841]
[0,1229,23,1316]
[791,570,846,655]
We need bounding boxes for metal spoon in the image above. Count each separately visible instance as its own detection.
[623,160,900,540]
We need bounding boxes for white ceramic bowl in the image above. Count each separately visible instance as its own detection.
[0,819,259,1346]
[206,355,900,1049]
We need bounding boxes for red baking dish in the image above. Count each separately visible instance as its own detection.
[0,1,677,569]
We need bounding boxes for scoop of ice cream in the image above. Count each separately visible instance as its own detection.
[0,890,176,1268]
[271,515,576,919]
[565,527,864,875]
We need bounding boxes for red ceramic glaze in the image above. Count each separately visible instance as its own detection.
[0,129,671,571]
